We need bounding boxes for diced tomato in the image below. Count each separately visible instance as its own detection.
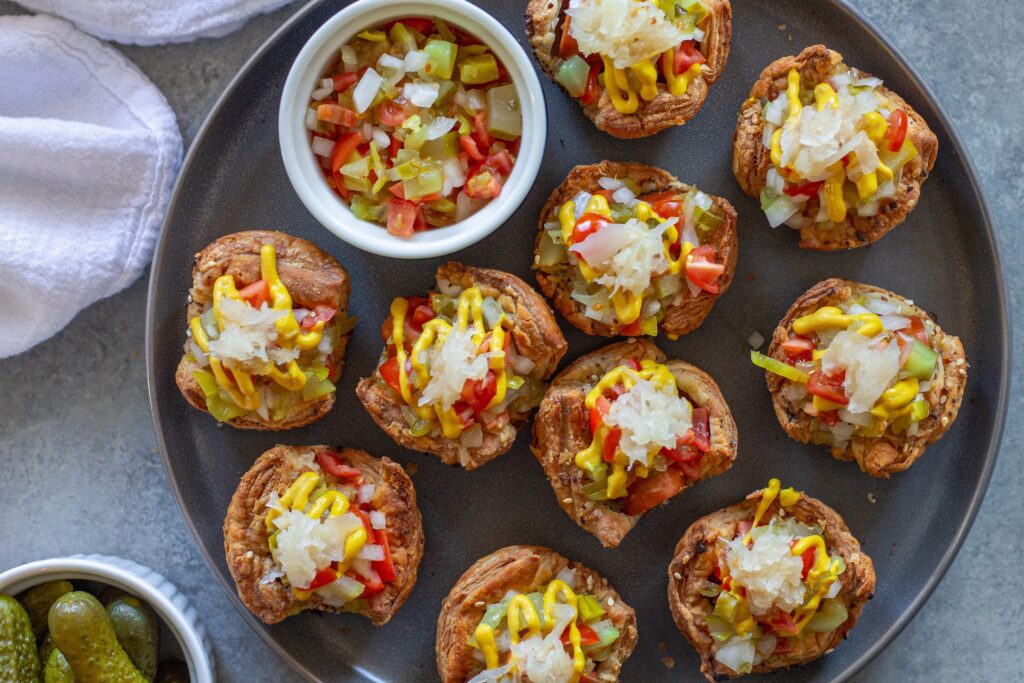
[388,135,400,159]
[386,199,418,238]
[773,638,792,655]
[818,409,840,426]
[662,441,700,464]
[354,568,385,597]
[570,213,611,247]
[238,280,270,309]
[770,609,801,636]
[478,410,511,431]
[317,103,357,127]
[302,567,337,591]
[331,132,362,173]
[380,315,394,343]
[459,135,485,162]
[332,72,359,92]
[784,180,825,197]
[483,149,515,176]
[561,622,600,647]
[677,459,700,480]
[691,407,711,452]
[580,64,602,105]
[721,575,733,593]
[624,358,642,371]
[558,15,579,58]
[800,546,816,580]
[302,305,336,330]
[398,17,433,34]
[316,451,362,479]
[624,467,685,516]
[379,356,403,394]
[685,252,725,295]
[907,316,929,344]
[887,109,908,152]
[580,674,600,683]
[377,100,410,127]
[408,304,436,333]
[621,320,643,336]
[672,40,705,76]
[465,170,503,199]
[472,112,492,148]
[373,528,396,582]
[589,395,611,434]
[602,428,622,462]
[807,370,849,405]
[461,371,498,413]
[781,335,816,361]
[652,197,684,219]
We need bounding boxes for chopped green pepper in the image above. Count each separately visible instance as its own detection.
[713,591,740,623]
[902,340,937,380]
[555,55,590,97]
[804,598,848,633]
[577,594,606,623]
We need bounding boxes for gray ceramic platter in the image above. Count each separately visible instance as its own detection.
[146,0,1010,680]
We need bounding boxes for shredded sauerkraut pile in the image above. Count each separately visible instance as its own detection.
[725,519,812,615]
[567,0,691,69]
[267,496,362,589]
[418,325,492,410]
[604,378,693,467]
[207,299,293,370]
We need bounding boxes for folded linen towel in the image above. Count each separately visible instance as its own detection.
[0,15,183,358]
[12,0,295,45]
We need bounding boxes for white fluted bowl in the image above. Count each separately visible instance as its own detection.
[0,554,214,682]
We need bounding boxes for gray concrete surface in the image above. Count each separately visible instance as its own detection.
[0,0,1019,681]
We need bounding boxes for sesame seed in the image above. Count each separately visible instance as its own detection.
[941,395,948,403]
[475,601,485,607]
[959,368,967,376]
[673,572,683,580]
[245,550,254,559]
[626,338,637,344]
[940,416,949,426]
[850,552,860,563]
[867,493,877,504]
[563,497,573,504]
[606,597,614,606]
[956,358,965,366]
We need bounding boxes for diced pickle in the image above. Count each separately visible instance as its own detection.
[421,131,459,160]
[536,230,568,267]
[804,598,849,633]
[403,163,443,199]
[460,54,500,84]
[389,22,417,53]
[555,55,590,97]
[424,39,457,79]
[713,591,740,623]
[486,83,522,141]
[577,594,606,623]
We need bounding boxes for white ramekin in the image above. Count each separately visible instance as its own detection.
[279,0,547,259]
[0,554,215,683]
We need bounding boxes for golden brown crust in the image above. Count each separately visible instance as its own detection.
[175,230,352,430]
[766,278,966,477]
[223,445,423,625]
[732,45,939,250]
[532,340,738,547]
[534,161,738,338]
[436,545,638,682]
[526,0,731,137]
[668,488,876,681]
[356,262,568,470]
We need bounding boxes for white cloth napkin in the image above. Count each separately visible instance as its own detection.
[13,0,296,45]
[0,15,183,358]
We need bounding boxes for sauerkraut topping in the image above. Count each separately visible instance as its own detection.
[467,573,620,683]
[753,293,938,447]
[575,359,710,513]
[378,284,544,442]
[534,177,725,335]
[186,243,346,424]
[263,451,396,607]
[703,479,848,675]
[567,0,691,69]
[757,65,920,230]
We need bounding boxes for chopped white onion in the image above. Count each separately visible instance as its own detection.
[424,116,456,140]
[378,53,405,70]
[357,483,376,504]
[747,331,765,349]
[766,168,786,195]
[784,212,813,230]
[465,89,486,112]
[555,567,577,589]
[460,423,484,448]
[612,185,635,205]
[304,108,318,131]
[570,191,593,220]
[402,81,440,108]
[404,50,429,72]
[508,349,535,375]
[372,128,390,149]
[442,157,467,196]
[880,315,911,331]
[340,45,357,71]
[310,84,334,101]
[311,136,334,158]
[436,278,461,297]
[456,191,487,222]
[358,544,385,562]
[353,68,383,113]
[598,176,624,190]
[370,511,386,530]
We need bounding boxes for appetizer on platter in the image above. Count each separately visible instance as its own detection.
[307,17,522,236]
[175,231,353,429]
[533,340,737,547]
[356,262,567,469]
[534,161,737,338]
[733,45,938,250]
[526,0,731,137]
[668,479,875,680]
[224,445,422,625]
[753,278,966,477]
[436,545,637,682]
